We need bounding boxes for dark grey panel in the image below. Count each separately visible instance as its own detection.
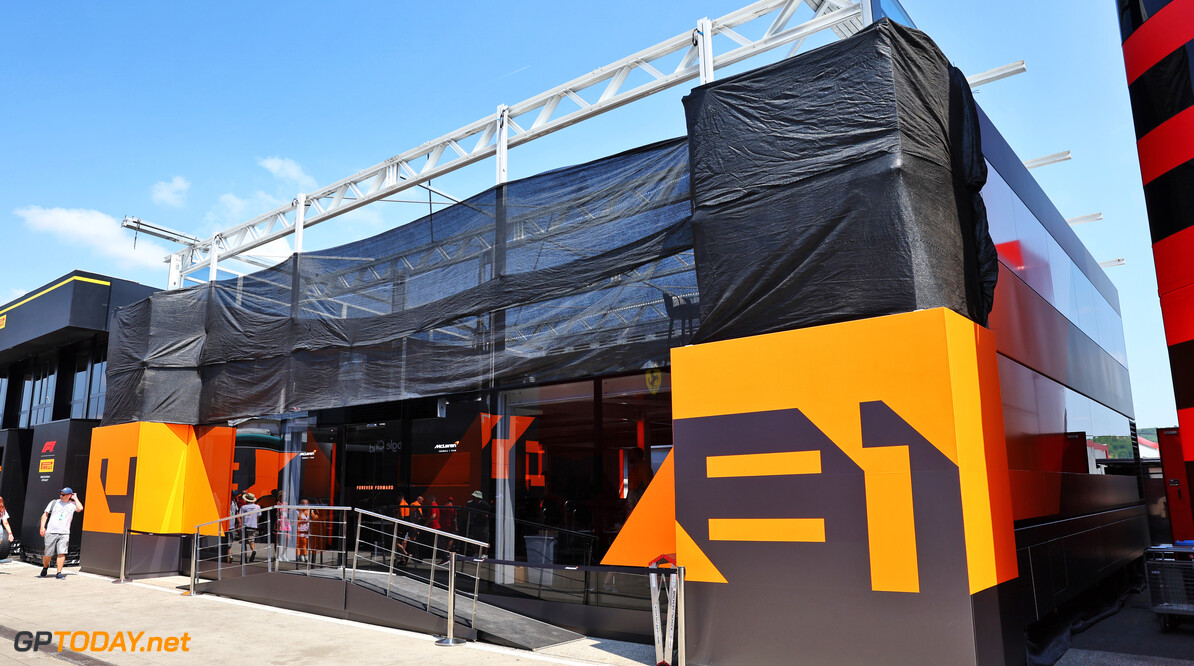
[0,429,31,537]
[80,530,124,577]
[345,582,476,640]
[478,594,651,644]
[1014,506,1148,619]
[675,408,980,665]
[21,419,97,559]
[990,266,1132,419]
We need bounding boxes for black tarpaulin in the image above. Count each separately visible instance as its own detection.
[105,138,695,425]
[105,19,997,426]
[683,19,996,343]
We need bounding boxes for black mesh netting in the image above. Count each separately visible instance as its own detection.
[105,20,996,426]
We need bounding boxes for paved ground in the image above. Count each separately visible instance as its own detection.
[5,559,1188,665]
[1057,589,1194,666]
[0,561,653,666]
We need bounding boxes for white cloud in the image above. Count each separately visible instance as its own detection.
[202,191,285,232]
[15,206,169,270]
[151,176,191,207]
[257,156,317,190]
[7,288,26,302]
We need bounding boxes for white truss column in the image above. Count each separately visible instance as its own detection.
[208,234,221,283]
[168,253,183,290]
[294,193,307,254]
[861,0,875,25]
[496,105,510,185]
[697,17,716,84]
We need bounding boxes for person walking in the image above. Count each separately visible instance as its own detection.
[0,496,13,563]
[239,492,261,563]
[40,488,82,579]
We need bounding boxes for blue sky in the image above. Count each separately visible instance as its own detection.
[0,2,1175,426]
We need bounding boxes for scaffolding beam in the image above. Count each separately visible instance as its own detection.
[169,0,866,285]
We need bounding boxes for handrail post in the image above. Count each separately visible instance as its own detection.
[427,533,440,610]
[472,549,484,625]
[188,528,199,596]
[386,520,399,598]
[266,509,274,573]
[112,526,130,584]
[435,553,465,647]
[240,522,246,577]
[351,512,361,583]
[677,566,686,666]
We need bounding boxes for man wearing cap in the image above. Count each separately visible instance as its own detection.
[239,492,261,563]
[39,488,83,579]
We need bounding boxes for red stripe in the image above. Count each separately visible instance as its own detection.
[1138,105,1194,185]
[1123,0,1194,84]
[1161,284,1194,346]
[1153,225,1194,295]
[1179,409,1194,461]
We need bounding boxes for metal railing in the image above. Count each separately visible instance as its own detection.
[189,504,352,595]
[449,504,598,567]
[352,507,490,626]
[183,503,683,659]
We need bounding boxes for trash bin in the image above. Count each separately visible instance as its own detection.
[524,535,557,586]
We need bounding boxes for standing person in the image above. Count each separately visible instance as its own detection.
[466,490,491,556]
[0,496,12,564]
[224,490,243,564]
[296,499,317,564]
[441,497,458,555]
[398,493,410,521]
[275,492,292,562]
[426,494,441,530]
[627,447,653,512]
[39,488,83,579]
[239,492,261,563]
[409,495,423,524]
[442,497,457,534]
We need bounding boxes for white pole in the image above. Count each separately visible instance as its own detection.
[496,105,509,185]
[208,234,221,282]
[697,18,715,84]
[293,194,306,254]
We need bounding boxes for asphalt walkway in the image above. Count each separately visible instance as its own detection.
[0,561,652,666]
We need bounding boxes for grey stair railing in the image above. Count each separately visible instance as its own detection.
[351,507,490,629]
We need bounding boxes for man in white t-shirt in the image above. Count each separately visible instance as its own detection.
[40,488,83,580]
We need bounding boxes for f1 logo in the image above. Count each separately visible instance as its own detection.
[41,441,56,454]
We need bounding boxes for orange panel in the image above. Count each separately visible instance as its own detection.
[672,308,1017,593]
[82,422,142,535]
[602,450,677,567]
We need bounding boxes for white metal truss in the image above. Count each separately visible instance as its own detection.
[169,0,873,288]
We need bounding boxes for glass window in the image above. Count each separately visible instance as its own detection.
[70,349,90,420]
[499,381,596,565]
[19,366,33,428]
[0,372,9,427]
[873,0,916,28]
[344,421,403,513]
[19,356,57,427]
[87,347,107,419]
